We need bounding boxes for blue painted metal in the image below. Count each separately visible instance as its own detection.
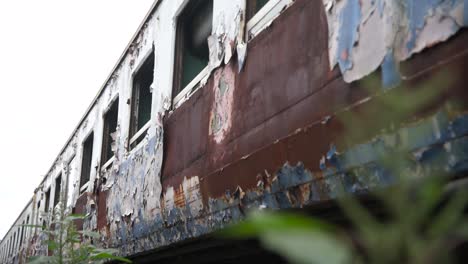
[337,0,361,72]
[381,51,401,88]
[406,0,444,52]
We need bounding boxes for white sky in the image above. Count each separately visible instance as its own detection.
[0,0,154,239]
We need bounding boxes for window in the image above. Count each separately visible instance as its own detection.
[80,132,94,190]
[172,0,213,102]
[11,233,15,255]
[44,189,51,213]
[129,53,154,148]
[19,221,24,247]
[54,174,62,207]
[26,215,29,240]
[246,0,270,20]
[101,97,119,166]
[246,0,291,41]
[67,156,76,208]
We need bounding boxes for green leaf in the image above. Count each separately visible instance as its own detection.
[79,230,102,239]
[91,252,132,263]
[48,240,58,251]
[221,210,334,238]
[260,230,351,264]
[27,255,54,264]
[429,190,468,238]
[65,214,87,221]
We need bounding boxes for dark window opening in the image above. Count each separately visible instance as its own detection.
[11,233,15,255]
[102,98,119,166]
[54,174,62,208]
[246,0,271,21]
[80,132,94,189]
[129,53,154,148]
[44,189,51,213]
[37,201,41,211]
[26,215,30,240]
[173,0,213,99]
[19,221,24,247]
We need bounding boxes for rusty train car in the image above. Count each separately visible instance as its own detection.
[1,0,468,263]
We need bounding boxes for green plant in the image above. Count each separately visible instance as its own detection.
[26,202,131,264]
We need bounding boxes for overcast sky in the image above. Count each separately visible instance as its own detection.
[0,0,154,239]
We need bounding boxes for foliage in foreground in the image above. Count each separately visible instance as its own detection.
[27,203,131,264]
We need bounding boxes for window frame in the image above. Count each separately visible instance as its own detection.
[53,173,62,208]
[79,131,94,193]
[171,0,213,108]
[246,0,292,42]
[101,95,119,169]
[128,49,154,149]
[44,188,51,213]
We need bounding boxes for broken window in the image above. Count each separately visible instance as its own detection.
[246,0,270,20]
[172,0,213,101]
[44,189,51,213]
[101,97,119,166]
[129,53,154,148]
[53,174,62,208]
[80,132,94,190]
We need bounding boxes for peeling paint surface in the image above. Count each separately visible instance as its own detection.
[324,0,467,84]
[209,65,236,143]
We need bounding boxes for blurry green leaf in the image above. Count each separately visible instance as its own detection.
[79,230,102,239]
[452,220,468,238]
[221,210,334,238]
[27,255,54,264]
[65,214,87,221]
[261,229,351,264]
[48,240,58,251]
[91,251,132,263]
[429,190,468,238]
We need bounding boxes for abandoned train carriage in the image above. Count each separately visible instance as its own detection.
[1,0,468,263]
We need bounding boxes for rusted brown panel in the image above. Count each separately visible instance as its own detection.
[73,192,88,230]
[231,0,330,144]
[163,82,212,180]
[97,190,108,231]
[201,138,289,199]
[163,156,206,190]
